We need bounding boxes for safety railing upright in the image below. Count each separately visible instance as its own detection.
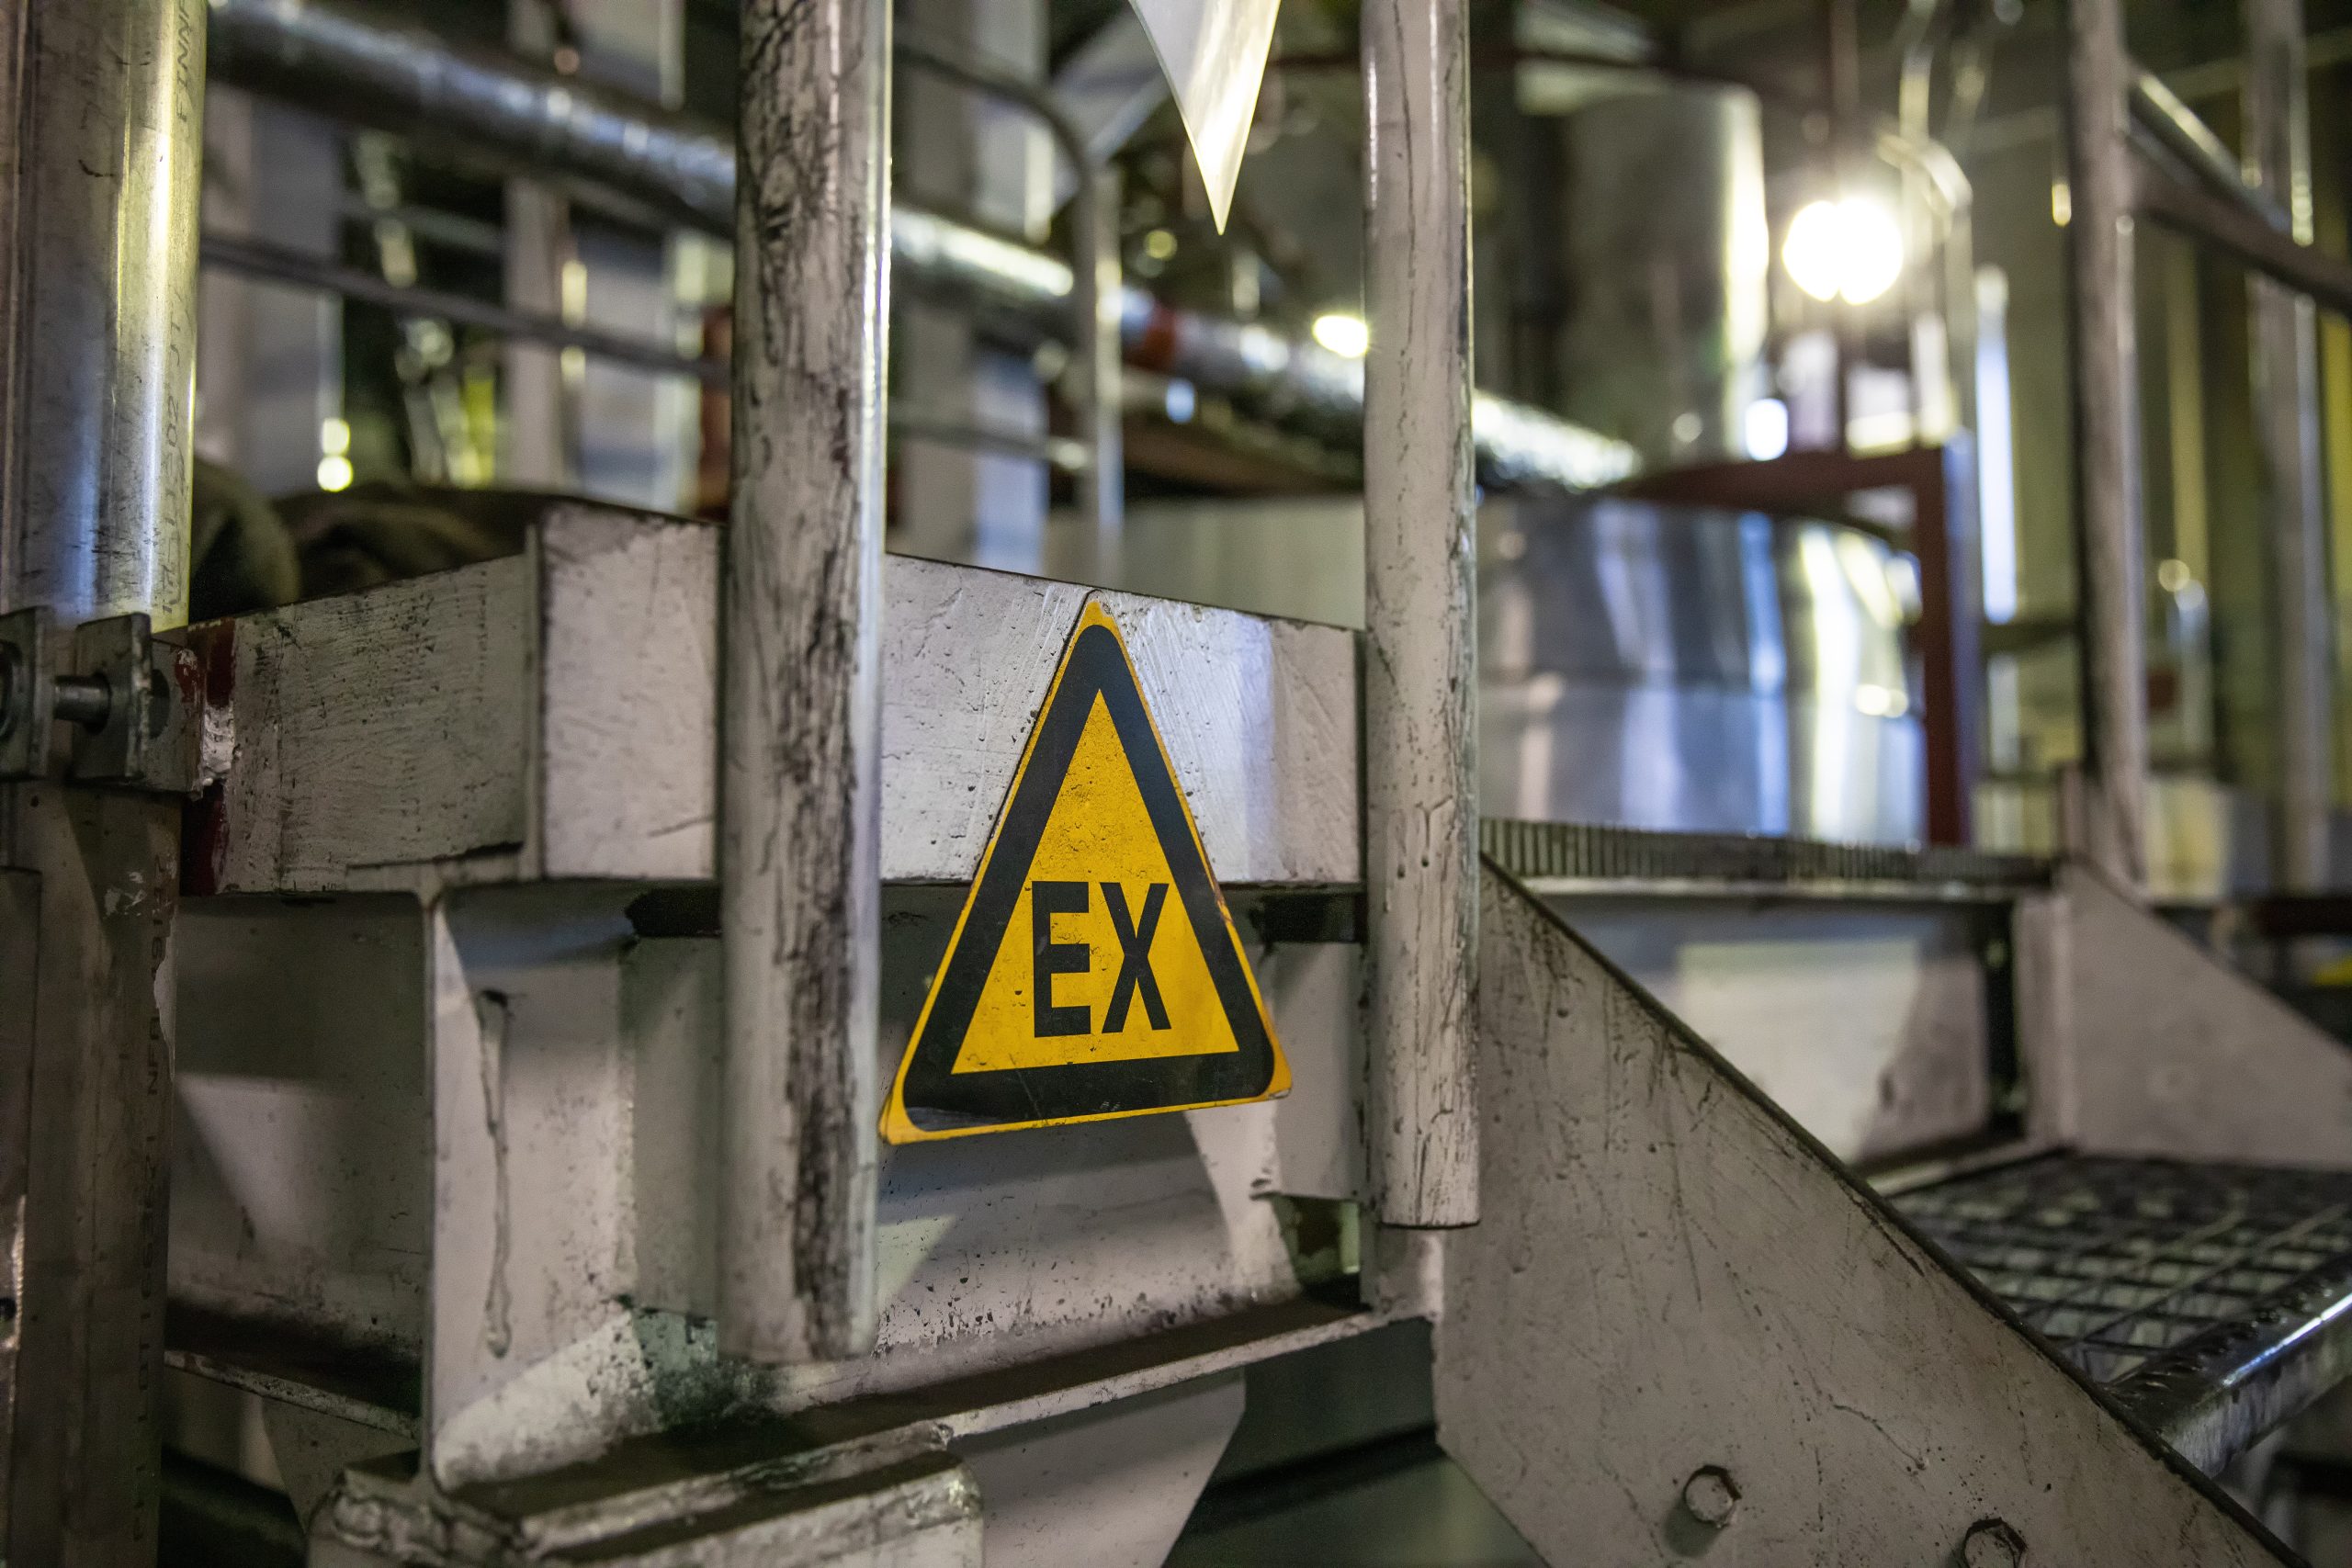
[2064,0,2352,896]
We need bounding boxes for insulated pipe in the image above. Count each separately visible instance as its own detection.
[2064,0,2150,891]
[1362,0,1478,1230]
[718,0,888,1363]
[203,0,1634,492]
[2245,0,2331,892]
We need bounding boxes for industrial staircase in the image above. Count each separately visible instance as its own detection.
[142,505,2352,1562]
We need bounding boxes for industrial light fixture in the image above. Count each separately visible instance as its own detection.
[1782,197,1905,306]
[1311,310,1370,358]
[1744,397,1791,461]
[317,415,355,491]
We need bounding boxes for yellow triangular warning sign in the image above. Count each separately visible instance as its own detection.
[882,601,1288,1143]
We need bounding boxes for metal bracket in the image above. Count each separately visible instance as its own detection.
[0,608,203,793]
[0,610,56,779]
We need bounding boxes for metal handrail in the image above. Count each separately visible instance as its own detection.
[2128,71,2288,231]
[2118,55,2352,313]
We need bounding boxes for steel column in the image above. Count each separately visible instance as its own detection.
[2246,0,2332,890]
[718,0,888,1361]
[1362,0,1479,1228]
[2064,0,2150,891]
[0,2,206,1562]
[1073,163,1126,560]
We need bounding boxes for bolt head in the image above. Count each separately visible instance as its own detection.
[1681,1465,1740,1529]
[1962,1519,2026,1568]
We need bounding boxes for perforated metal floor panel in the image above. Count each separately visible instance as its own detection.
[1894,1155,2352,1472]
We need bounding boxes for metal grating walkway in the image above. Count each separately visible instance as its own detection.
[1894,1155,2352,1472]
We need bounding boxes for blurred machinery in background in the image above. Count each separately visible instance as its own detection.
[1480,498,1925,844]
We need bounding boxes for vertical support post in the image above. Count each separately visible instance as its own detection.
[2064,0,2150,891]
[1363,0,1479,1229]
[1072,163,1125,565]
[1913,443,1985,847]
[0,2,206,1562]
[2246,0,2332,890]
[719,0,888,1362]
[1823,0,1863,454]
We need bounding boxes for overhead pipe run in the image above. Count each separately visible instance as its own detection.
[204,0,1637,493]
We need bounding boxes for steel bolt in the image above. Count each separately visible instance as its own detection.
[51,673,111,731]
[1962,1519,2026,1568]
[1680,1466,1740,1529]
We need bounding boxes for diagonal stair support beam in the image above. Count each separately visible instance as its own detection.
[1436,862,2300,1565]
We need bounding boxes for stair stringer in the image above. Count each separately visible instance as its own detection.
[1432,863,2296,1567]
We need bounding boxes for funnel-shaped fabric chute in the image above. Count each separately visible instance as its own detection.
[1126,0,1283,231]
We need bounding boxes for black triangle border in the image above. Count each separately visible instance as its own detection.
[894,615,1281,1134]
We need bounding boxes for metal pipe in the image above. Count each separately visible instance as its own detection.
[0,4,206,1561]
[2130,71,2289,231]
[1362,0,1478,1230]
[2245,0,2331,892]
[718,0,888,1363]
[202,233,724,385]
[204,0,1634,492]
[2129,146,2352,318]
[2065,0,2150,891]
[205,0,734,235]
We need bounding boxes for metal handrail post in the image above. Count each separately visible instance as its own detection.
[1,2,207,1560]
[1077,163,1126,568]
[718,0,889,1363]
[2064,0,2151,892]
[2246,0,2332,891]
[1363,0,1479,1231]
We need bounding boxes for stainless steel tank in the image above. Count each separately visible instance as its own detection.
[1479,496,1926,844]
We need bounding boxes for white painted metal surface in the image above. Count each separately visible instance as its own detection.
[192,512,1360,894]
[2051,865,2352,1167]
[1361,0,1479,1230]
[959,1374,1242,1567]
[172,897,429,1348]
[1439,866,2292,1565]
[316,1449,985,1566]
[720,0,892,1366]
[1564,898,1998,1165]
[166,877,1362,1494]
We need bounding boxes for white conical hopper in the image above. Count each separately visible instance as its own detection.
[1125,0,1283,231]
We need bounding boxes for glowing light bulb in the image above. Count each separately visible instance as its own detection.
[1311,311,1370,358]
[1782,197,1905,307]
